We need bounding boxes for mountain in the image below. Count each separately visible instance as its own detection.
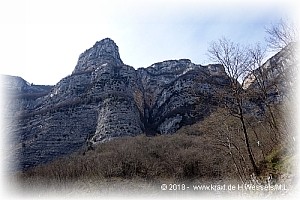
[2,38,294,171]
[244,43,297,96]
[0,75,53,117]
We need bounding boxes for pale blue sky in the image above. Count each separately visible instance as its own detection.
[0,0,298,85]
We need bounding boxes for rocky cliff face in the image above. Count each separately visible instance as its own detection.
[4,38,243,170]
[244,43,297,103]
[0,75,53,116]
[139,60,229,134]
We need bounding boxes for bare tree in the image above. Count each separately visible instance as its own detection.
[246,43,279,133]
[246,40,298,145]
[211,123,248,183]
[265,18,298,51]
[207,37,260,176]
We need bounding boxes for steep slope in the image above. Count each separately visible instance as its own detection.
[0,75,53,112]
[7,38,233,170]
[138,60,230,134]
[244,43,297,99]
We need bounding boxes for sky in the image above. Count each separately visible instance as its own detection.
[0,0,299,85]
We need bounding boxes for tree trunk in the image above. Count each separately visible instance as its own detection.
[238,104,260,176]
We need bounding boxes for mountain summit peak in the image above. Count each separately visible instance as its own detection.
[73,38,123,73]
[94,37,116,45]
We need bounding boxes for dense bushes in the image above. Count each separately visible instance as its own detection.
[19,106,293,187]
[20,133,233,183]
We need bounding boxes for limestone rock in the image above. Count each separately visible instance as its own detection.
[244,43,297,103]
[5,38,290,170]
[73,38,123,74]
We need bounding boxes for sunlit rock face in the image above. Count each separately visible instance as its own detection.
[73,38,123,74]
[244,43,297,103]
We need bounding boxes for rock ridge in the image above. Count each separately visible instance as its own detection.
[6,38,289,170]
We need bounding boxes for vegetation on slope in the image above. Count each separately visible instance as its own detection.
[18,104,295,191]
